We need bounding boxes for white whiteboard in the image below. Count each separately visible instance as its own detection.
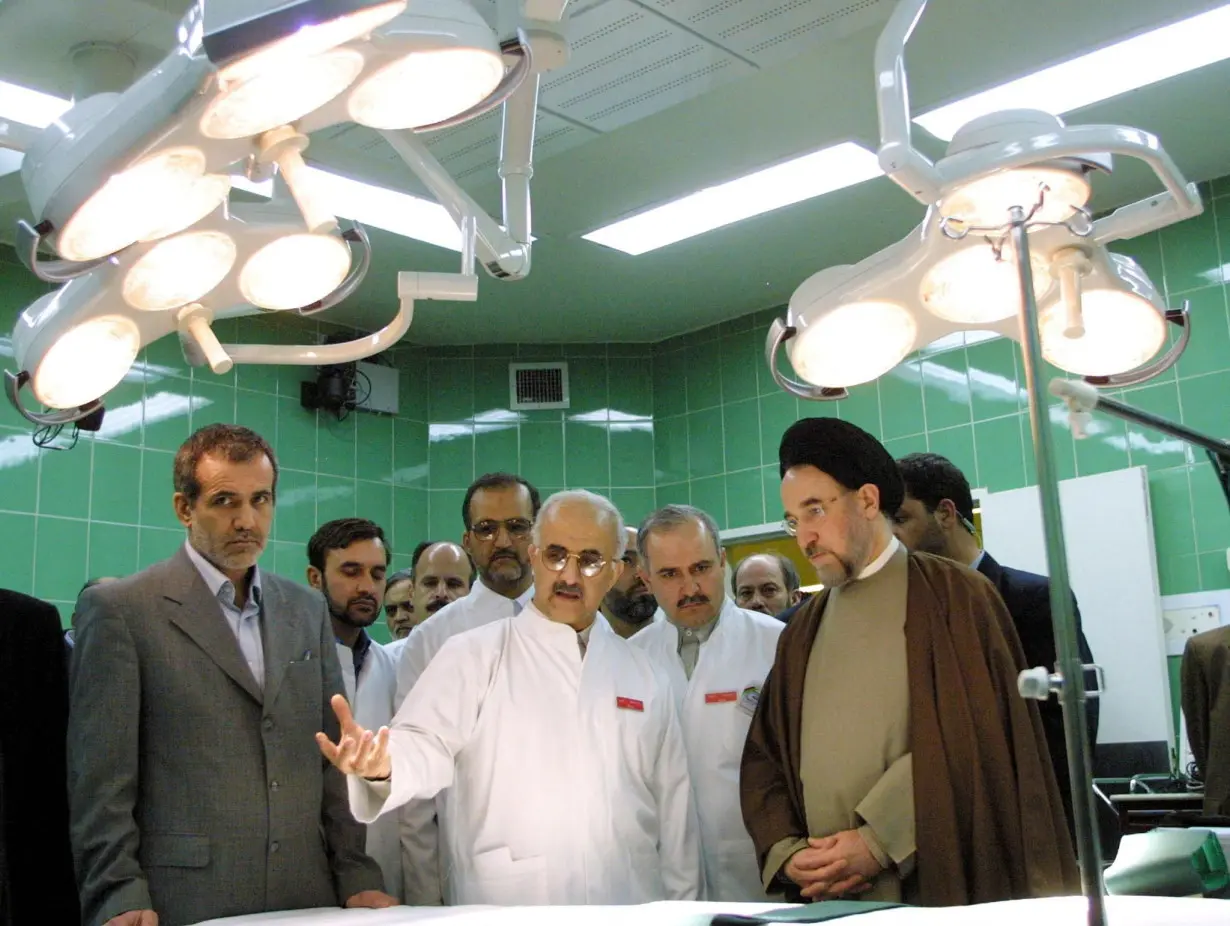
[979,466,1172,749]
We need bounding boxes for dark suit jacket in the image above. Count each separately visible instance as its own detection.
[1181,625,1230,815]
[68,547,384,926]
[977,552,1099,832]
[0,589,79,926]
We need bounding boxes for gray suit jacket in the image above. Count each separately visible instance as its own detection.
[68,546,384,926]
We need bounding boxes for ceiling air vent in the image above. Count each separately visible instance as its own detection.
[510,362,570,410]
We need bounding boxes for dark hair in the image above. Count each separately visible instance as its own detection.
[173,424,279,505]
[896,452,976,525]
[386,568,415,589]
[732,553,801,595]
[461,472,541,529]
[307,518,391,571]
[410,540,477,583]
[636,504,721,564]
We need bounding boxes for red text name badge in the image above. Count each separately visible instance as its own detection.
[705,691,738,704]
[616,696,644,712]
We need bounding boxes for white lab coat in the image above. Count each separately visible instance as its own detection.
[630,599,783,901]
[350,605,703,905]
[383,635,407,662]
[393,578,534,905]
[334,637,402,901]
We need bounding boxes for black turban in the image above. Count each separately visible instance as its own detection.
[778,417,904,515]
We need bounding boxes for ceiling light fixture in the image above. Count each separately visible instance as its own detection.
[4,0,574,427]
[765,6,1205,922]
[915,2,1230,141]
[582,141,882,256]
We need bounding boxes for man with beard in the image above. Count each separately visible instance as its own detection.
[601,527,659,637]
[732,553,802,618]
[392,473,540,905]
[741,418,1076,907]
[319,490,701,905]
[892,452,1098,841]
[68,425,389,926]
[630,505,783,900]
[306,518,401,901]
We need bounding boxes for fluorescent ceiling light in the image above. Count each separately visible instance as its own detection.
[303,166,464,251]
[0,79,71,128]
[915,3,1230,141]
[583,141,882,256]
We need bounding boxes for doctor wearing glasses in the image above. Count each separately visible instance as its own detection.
[319,489,702,905]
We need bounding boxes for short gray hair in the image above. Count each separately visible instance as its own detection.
[637,504,721,566]
[532,490,627,558]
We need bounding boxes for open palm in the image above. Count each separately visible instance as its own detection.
[315,694,392,780]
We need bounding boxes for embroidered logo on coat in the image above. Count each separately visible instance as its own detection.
[738,685,761,716]
[704,691,738,704]
[616,696,644,712]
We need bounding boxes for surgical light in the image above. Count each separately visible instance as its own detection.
[122,231,238,312]
[920,243,1052,324]
[57,147,230,262]
[792,300,918,388]
[238,233,352,310]
[939,164,1091,230]
[32,313,141,409]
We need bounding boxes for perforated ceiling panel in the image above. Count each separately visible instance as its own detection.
[638,0,894,63]
[539,0,756,132]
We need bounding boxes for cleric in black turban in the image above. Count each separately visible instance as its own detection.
[779,416,904,516]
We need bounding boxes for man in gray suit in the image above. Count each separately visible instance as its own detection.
[69,424,394,926]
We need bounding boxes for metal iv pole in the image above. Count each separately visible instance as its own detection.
[1008,205,1107,926]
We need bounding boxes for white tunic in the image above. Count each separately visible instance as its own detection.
[393,578,535,904]
[333,638,401,901]
[631,599,783,901]
[350,605,703,905]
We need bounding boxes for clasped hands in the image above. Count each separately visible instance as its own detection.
[784,829,883,900]
[316,694,393,781]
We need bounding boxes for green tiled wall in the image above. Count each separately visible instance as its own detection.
[3,177,1230,634]
[651,180,1230,600]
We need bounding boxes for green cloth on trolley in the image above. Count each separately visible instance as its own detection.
[709,900,907,925]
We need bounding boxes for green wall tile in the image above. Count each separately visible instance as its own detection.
[655,482,690,509]
[270,540,305,581]
[1179,372,1230,438]
[609,426,654,486]
[926,425,978,487]
[393,487,429,550]
[141,382,192,452]
[1159,206,1220,295]
[143,336,192,381]
[274,469,319,543]
[1113,231,1165,297]
[0,512,35,593]
[138,527,183,567]
[690,475,727,528]
[758,392,797,466]
[882,433,928,460]
[39,444,92,519]
[1123,382,1189,471]
[316,475,357,525]
[190,379,236,429]
[610,488,656,527]
[392,418,428,487]
[1020,413,1078,484]
[722,399,760,472]
[879,361,925,440]
[139,451,180,530]
[726,467,765,529]
[0,428,38,513]
[1191,464,1230,555]
[317,414,357,478]
[1199,551,1230,591]
[921,351,972,431]
[356,414,395,484]
[654,416,688,485]
[90,442,142,524]
[356,480,394,529]
[519,422,564,487]
[565,421,611,487]
[652,350,686,419]
[428,426,474,490]
[399,356,431,414]
[428,490,466,540]
[1148,468,1195,561]
[760,465,782,526]
[34,517,87,602]
[1158,553,1201,596]
[687,408,724,480]
[966,338,1021,421]
[838,383,880,435]
[1074,417,1130,477]
[720,334,759,404]
[237,390,279,449]
[685,349,722,412]
[473,365,511,416]
[974,416,1026,491]
[88,522,139,580]
[476,425,520,476]
[276,399,318,470]
[567,361,608,415]
[607,358,653,417]
[1174,287,1230,379]
[98,375,147,447]
[428,360,474,421]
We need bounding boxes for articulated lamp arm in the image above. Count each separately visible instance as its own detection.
[874,0,942,203]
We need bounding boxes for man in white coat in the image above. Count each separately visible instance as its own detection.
[318,490,703,905]
[306,518,402,902]
[393,473,540,904]
[631,504,783,901]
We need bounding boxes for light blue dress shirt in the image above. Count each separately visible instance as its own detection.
[184,542,265,690]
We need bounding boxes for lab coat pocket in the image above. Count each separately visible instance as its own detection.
[466,846,549,905]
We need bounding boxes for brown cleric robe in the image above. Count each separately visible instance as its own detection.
[740,548,1079,906]
[1180,625,1230,816]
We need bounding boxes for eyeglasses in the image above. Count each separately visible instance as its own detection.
[539,545,609,578]
[782,492,848,536]
[469,518,533,541]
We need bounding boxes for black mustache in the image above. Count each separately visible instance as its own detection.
[425,598,449,613]
[676,594,709,608]
[553,582,583,596]
[348,596,378,608]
